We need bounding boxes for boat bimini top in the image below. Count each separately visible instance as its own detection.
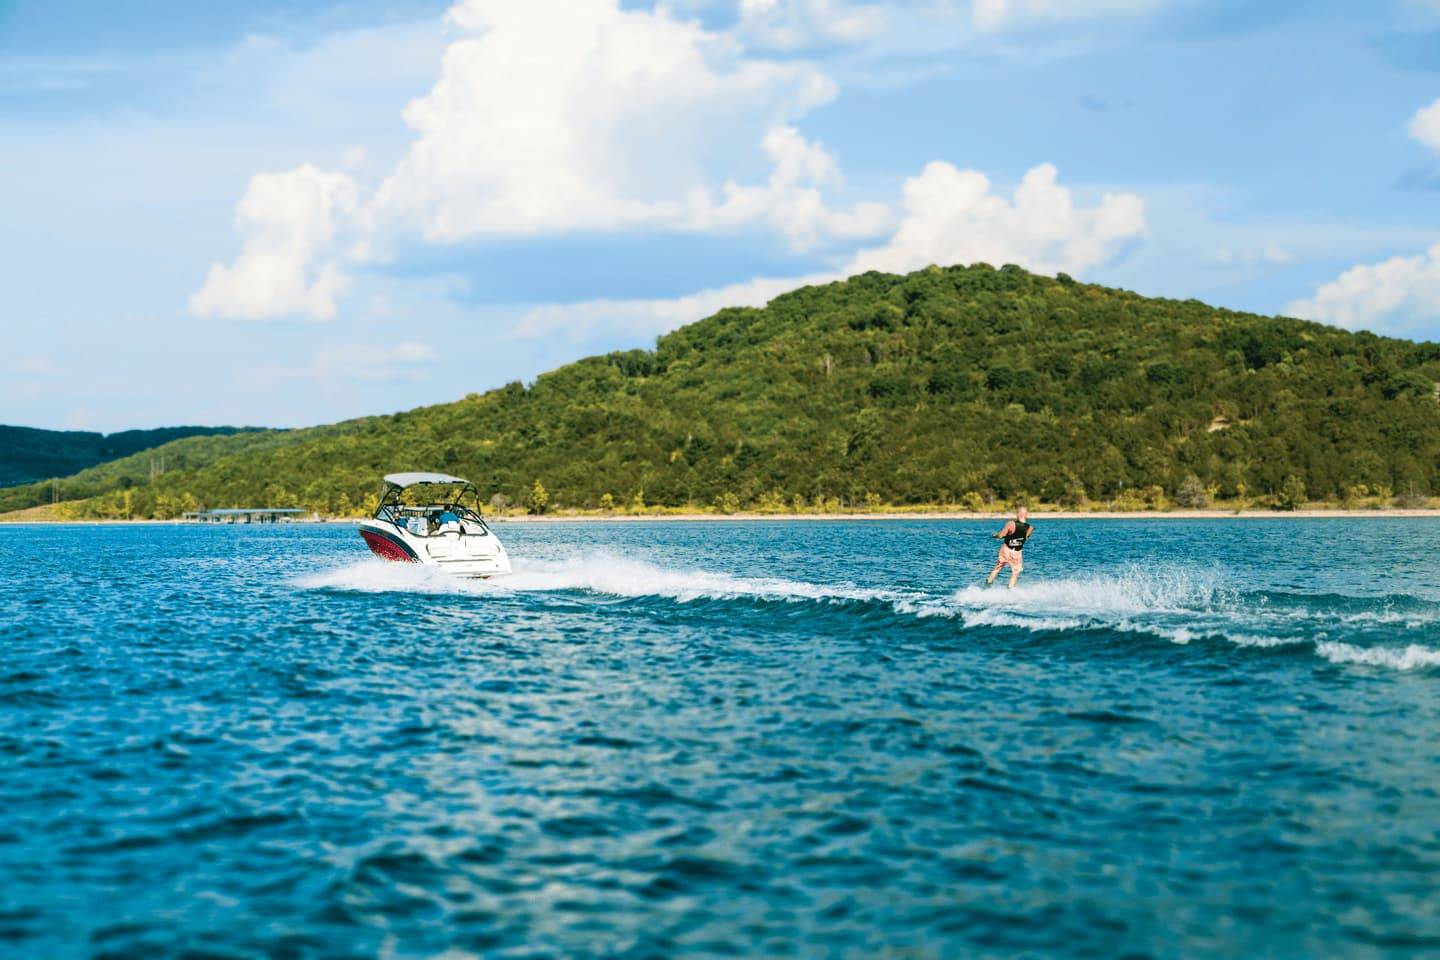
[382,471,468,488]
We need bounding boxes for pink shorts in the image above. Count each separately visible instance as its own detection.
[997,546,1024,570]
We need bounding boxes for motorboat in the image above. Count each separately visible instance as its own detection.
[358,472,512,578]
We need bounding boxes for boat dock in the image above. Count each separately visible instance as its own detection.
[182,508,309,524]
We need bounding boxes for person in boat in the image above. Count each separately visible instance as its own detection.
[986,506,1033,589]
[437,507,462,535]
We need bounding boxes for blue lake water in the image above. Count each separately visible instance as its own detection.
[3,518,1439,958]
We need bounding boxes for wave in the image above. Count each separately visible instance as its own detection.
[908,565,1440,671]
[296,554,916,608]
[891,565,1236,634]
[501,556,915,606]
[296,558,1440,672]
[949,565,1237,617]
[1314,641,1440,671]
[294,560,495,596]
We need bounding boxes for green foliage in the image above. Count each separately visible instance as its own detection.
[526,480,550,515]
[0,425,256,487]
[1175,474,1210,509]
[1275,475,1308,511]
[13,264,1440,518]
[1395,483,1428,509]
[1058,477,1088,509]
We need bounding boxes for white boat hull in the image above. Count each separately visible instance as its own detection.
[359,518,512,578]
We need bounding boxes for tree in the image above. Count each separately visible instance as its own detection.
[1396,482,1428,508]
[526,480,549,515]
[1275,474,1306,511]
[1058,477,1088,509]
[1175,474,1210,508]
[756,489,787,512]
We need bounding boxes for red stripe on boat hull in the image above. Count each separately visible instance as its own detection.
[360,528,419,562]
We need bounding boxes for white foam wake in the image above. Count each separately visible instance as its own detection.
[937,569,1440,670]
[295,554,912,607]
[501,556,910,605]
[294,559,494,595]
[1315,641,1440,671]
[296,558,1440,672]
[947,565,1234,618]
[888,565,1236,638]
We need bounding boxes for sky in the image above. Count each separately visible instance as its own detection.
[4,0,1440,432]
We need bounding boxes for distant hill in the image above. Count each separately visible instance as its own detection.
[0,425,261,488]
[5,263,1440,518]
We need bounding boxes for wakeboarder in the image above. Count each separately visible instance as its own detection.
[986,507,1033,589]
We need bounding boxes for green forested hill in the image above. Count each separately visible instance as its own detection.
[0,424,259,488]
[8,264,1440,517]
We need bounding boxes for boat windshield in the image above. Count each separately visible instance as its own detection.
[373,480,493,537]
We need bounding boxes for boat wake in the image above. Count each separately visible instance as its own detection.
[502,556,914,606]
[296,557,1440,672]
[295,560,492,595]
[296,554,914,607]
[918,564,1440,672]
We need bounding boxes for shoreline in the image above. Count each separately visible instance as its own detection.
[6,508,1440,525]
[496,508,1440,521]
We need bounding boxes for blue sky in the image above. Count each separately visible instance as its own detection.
[4,0,1440,432]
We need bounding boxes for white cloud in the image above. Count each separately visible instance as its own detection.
[846,162,1146,276]
[198,0,890,320]
[190,164,359,321]
[1408,96,1440,154]
[1286,243,1440,337]
[690,126,893,248]
[368,0,843,240]
[247,340,438,384]
[514,272,835,341]
[517,161,1145,340]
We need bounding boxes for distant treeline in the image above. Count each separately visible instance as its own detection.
[0,425,258,488]
[6,264,1440,518]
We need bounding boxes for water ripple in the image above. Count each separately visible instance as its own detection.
[1,519,1438,957]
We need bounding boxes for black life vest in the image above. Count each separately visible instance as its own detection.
[1004,521,1032,551]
